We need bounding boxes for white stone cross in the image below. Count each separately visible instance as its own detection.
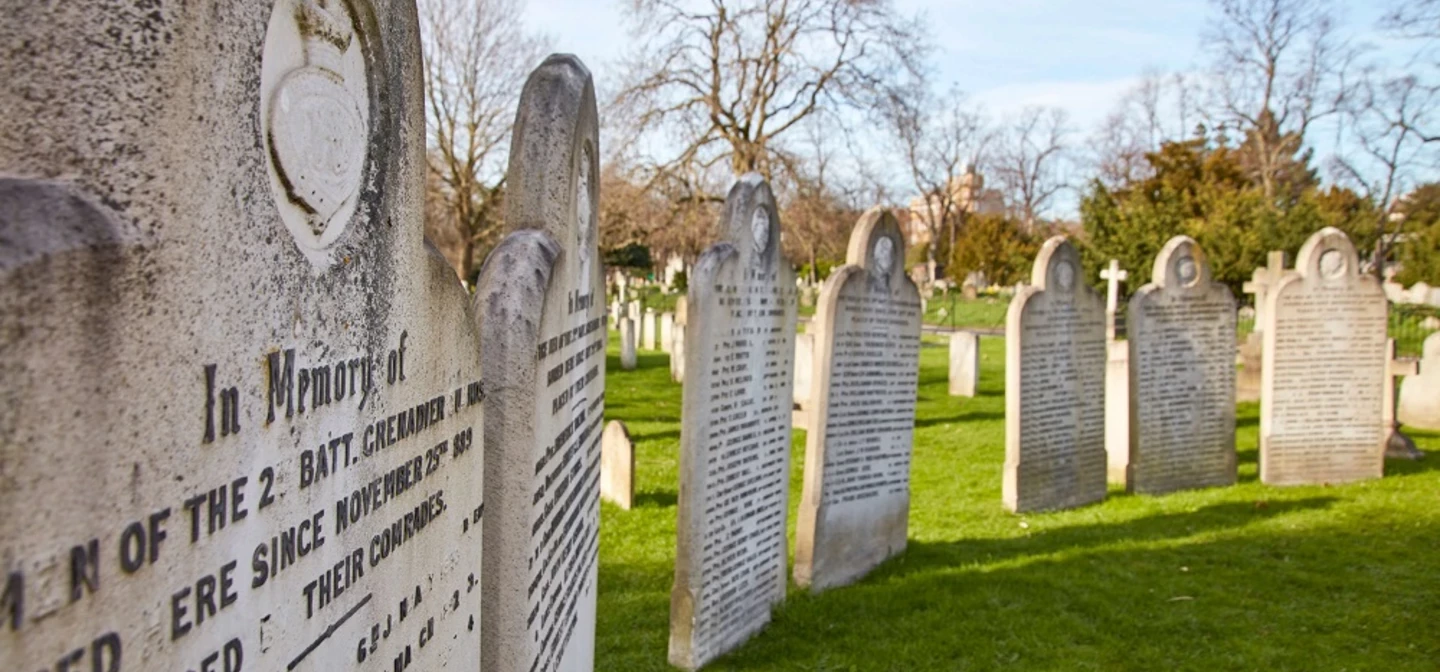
[1385,339,1422,459]
[1242,250,1287,332]
[1100,259,1128,341]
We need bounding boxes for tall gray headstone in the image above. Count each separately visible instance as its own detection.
[0,2,487,670]
[949,331,980,397]
[1260,228,1387,485]
[1004,237,1107,512]
[1126,236,1237,494]
[476,55,603,672]
[1398,333,1440,431]
[794,209,921,592]
[669,176,796,671]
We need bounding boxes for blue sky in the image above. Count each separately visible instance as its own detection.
[521,0,1414,212]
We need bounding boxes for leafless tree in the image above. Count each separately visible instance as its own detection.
[610,0,928,200]
[993,106,1071,230]
[420,0,550,283]
[781,123,863,282]
[882,87,992,273]
[1202,0,1354,201]
[1091,71,1198,188]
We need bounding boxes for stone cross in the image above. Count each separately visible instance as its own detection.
[1100,259,1128,341]
[1242,250,1287,331]
[1385,339,1422,460]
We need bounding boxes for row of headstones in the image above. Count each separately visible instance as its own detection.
[1003,228,1419,513]
[602,185,925,670]
[2,8,605,671]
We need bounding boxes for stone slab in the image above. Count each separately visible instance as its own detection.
[601,421,634,510]
[1003,237,1108,513]
[669,176,796,671]
[660,311,675,354]
[1126,236,1237,494]
[1105,342,1131,485]
[794,209,921,592]
[948,331,980,397]
[670,322,686,382]
[620,317,637,371]
[476,55,603,672]
[1260,228,1388,485]
[643,308,658,350]
[0,3,486,669]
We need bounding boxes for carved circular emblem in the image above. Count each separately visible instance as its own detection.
[261,0,371,261]
[1319,249,1346,279]
[1055,260,1075,291]
[874,237,894,275]
[751,208,771,256]
[1176,255,1198,286]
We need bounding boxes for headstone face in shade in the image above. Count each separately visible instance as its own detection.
[669,175,796,671]
[1126,236,1237,494]
[476,55,604,672]
[601,420,634,510]
[1260,227,1388,485]
[794,209,921,592]
[1398,333,1440,431]
[0,2,486,670]
[1003,237,1108,513]
[949,331,980,397]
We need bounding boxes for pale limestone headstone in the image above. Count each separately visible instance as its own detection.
[670,322,686,382]
[0,3,486,669]
[660,311,675,354]
[643,308,658,350]
[1104,342,1131,484]
[1260,228,1388,485]
[792,332,815,429]
[611,297,622,327]
[601,421,635,510]
[949,331,980,397]
[1126,236,1237,494]
[675,295,689,327]
[620,316,638,370]
[1383,340,1421,460]
[1100,259,1128,342]
[1398,333,1440,431]
[476,55,602,672]
[795,209,921,592]
[628,299,642,345]
[670,175,796,671]
[1004,237,1108,512]
[1239,251,1288,402]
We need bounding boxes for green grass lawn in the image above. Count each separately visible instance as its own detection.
[599,333,1440,671]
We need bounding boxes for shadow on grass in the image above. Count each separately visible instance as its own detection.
[633,490,678,508]
[631,429,681,443]
[915,411,1005,428]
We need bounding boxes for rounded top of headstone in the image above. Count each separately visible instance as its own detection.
[603,419,631,441]
[1152,235,1211,289]
[1030,235,1082,294]
[722,174,782,271]
[1295,226,1360,284]
[845,208,906,284]
[505,54,599,261]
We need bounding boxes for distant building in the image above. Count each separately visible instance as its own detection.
[902,165,1005,249]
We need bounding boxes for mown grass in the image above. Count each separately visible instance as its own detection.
[599,333,1440,671]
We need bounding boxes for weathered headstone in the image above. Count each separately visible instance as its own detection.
[1126,236,1237,494]
[1239,251,1288,402]
[670,322,686,382]
[670,175,796,671]
[794,209,921,592]
[660,311,675,354]
[1398,333,1440,431]
[949,331,980,397]
[1,3,486,670]
[1383,340,1421,460]
[1004,237,1107,512]
[476,55,603,672]
[1260,228,1388,485]
[643,308,658,350]
[620,316,637,370]
[793,332,815,429]
[601,421,635,510]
